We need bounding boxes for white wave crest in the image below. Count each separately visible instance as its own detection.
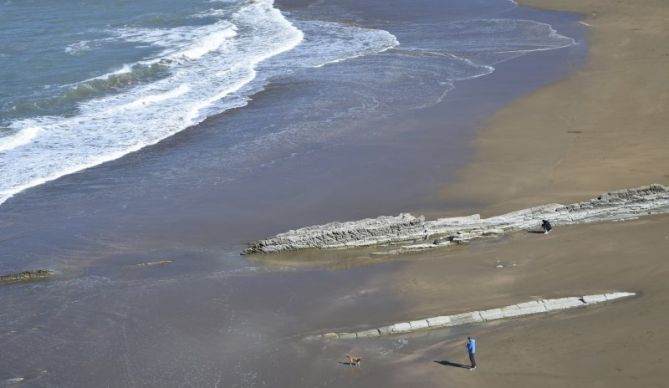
[0,126,42,153]
[115,84,191,111]
[0,0,404,207]
[180,27,237,60]
[64,40,91,55]
[0,0,304,206]
[194,8,228,18]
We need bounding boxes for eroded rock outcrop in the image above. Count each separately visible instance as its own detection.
[245,213,427,254]
[244,184,669,254]
[308,292,635,340]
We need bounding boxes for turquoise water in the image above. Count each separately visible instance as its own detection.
[1,0,225,119]
[0,0,575,208]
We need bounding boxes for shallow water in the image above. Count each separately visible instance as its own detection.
[1,0,573,209]
[0,0,586,385]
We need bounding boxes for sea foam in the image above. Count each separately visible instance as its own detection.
[0,126,42,153]
[0,1,577,208]
[0,0,399,206]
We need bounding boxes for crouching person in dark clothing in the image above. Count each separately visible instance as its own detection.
[541,219,553,234]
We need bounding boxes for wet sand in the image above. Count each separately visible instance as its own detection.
[388,216,669,387]
[440,0,669,213]
[388,1,669,387]
[1,1,666,387]
[0,7,586,385]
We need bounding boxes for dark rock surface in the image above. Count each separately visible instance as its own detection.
[0,270,52,285]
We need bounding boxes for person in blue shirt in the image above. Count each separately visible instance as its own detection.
[466,337,477,370]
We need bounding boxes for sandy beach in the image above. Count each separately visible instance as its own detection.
[1,1,668,386]
[240,2,669,386]
[388,1,669,386]
[440,0,669,212]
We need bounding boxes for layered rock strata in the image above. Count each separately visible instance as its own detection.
[311,292,635,340]
[244,184,669,254]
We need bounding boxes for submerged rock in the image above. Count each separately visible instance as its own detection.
[0,270,52,285]
[134,260,173,268]
[244,184,669,254]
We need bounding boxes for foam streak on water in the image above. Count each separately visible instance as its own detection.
[0,0,399,206]
[0,0,577,208]
[0,126,42,153]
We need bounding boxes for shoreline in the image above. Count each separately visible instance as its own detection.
[3,1,667,387]
[232,1,669,382]
[0,1,586,274]
[386,1,669,386]
[438,0,669,215]
[249,1,669,386]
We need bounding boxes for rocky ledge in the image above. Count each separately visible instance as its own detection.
[0,270,53,285]
[244,184,669,254]
[308,292,635,340]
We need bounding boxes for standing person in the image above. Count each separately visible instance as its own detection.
[466,336,477,370]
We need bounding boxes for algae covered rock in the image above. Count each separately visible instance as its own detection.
[0,270,52,285]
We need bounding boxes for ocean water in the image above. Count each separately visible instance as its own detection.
[0,1,588,386]
[0,0,574,208]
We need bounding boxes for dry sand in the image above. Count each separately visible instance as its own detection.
[386,1,669,387]
[440,0,669,213]
[388,216,669,388]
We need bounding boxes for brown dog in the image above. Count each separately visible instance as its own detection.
[346,354,362,367]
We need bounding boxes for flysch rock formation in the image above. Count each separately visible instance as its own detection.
[244,184,669,254]
[309,292,635,341]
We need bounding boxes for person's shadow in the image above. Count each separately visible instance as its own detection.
[434,360,471,369]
